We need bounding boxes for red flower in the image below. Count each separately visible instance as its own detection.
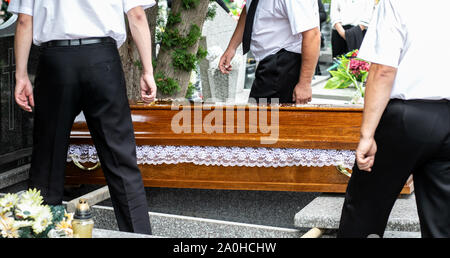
[349,59,370,72]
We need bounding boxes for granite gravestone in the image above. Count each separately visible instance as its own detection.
[199,2,247,103]
[0,15,38,175]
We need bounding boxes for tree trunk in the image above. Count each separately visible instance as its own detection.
[119,1,159,102]
[155,0,210,99]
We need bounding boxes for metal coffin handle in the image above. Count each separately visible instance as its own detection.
[336,165,352,177]
[70,155,101,171]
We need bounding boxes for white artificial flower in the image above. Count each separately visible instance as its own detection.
[18,188,43,206]
[0,193,19,213]
[15,202,43,220]
[0,194,19,213]
[13,220,34,229]
[32,205,53,234]
[64,212,74,225]
[0,214,19,238]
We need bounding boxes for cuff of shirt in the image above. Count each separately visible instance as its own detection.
[360,21,371,27]
[124,0,157,13]
[292,23,320,35]
[7,6,33,16]
[357,53,399,69]
[330,20,342,30]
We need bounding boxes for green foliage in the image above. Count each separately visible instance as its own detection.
[182,0,200,9]
[167,12,182,26]
[156,0,215,98]
[160,27,182,49]
[324,50,369,97]
[206,5,217,20]
[184,24,201,47]
[185,82,196,99]
[172,49,197,71]
[196,46,208,60]
[134,60,143,71]
[155,72,181,95]
[161,24,201,50]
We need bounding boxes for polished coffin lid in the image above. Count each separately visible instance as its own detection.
[70,101,363,150]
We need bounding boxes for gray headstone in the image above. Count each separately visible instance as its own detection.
[199,2,246,103]
[0,15,37,175]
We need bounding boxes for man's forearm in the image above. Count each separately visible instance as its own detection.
[15,14,33,78]
[298,27,321,86]
[127,7,153,75]
[360,64,397,139]
[226,7,246,51]
[334,22,346,38]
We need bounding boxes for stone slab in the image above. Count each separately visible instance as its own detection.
[92,228,158,238]
[66,186,110,213]
[294,194,420,232]
[0,164,30,189]
[91,205,303,238]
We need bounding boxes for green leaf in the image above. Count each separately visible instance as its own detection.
[361,71,369,82]
[337,79,353,89]
[329,70,349,81]
[324,77,343,89]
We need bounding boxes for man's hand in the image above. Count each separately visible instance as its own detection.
[355,136,377,172]
[218,48,236,74]
[297,27,320,105]
[14,14,33,112]
[140,73,157,103]
[292,83,312,104]
[15,75,34,112]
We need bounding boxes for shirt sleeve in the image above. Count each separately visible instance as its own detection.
[7,0,34,16]
[282,0,320,35]
[357,0,406,68]
[329,0,341,29]
[360,0,376,27]
[123,0,157,14]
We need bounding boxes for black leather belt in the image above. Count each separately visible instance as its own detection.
[41,37,116,47]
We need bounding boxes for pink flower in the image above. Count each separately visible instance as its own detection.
[349,59,370,72]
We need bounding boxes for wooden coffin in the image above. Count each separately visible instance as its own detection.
[65,101,414,194]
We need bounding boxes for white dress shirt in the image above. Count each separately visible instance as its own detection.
[8,0,156,47]
[330,0,375,29]
[246,0,319,61]
[358,0,450,100]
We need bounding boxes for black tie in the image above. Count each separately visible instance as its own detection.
[242,0,259,55]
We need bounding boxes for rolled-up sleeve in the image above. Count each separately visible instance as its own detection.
[123,0,157,13]
[330,0,341,29]
[360,0,376,27]
[358,0,405,68]
[7,0,34,16]
[283,0,320,35]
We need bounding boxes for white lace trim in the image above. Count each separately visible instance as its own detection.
[67,144,355,169]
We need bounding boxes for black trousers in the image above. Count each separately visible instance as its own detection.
[249,49,302,104]
[331,25,356,58]
[338,99,450,238]
[30,40,152,234]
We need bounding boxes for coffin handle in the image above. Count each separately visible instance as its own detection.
[70,155,101,171]
[336,165,352,177]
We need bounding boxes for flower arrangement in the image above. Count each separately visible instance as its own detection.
[224,0,245,18]
[0,189,73,238]
[324,49,371,103]
[0,0,11,24]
